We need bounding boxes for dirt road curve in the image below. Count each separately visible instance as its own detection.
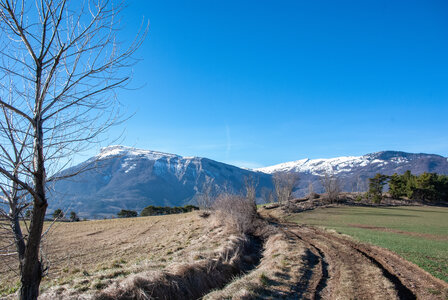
[280,223,448,300]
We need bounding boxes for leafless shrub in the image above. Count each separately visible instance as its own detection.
[320,172,341,203]
[262,189,275,204]
[243,175,258,211]
[196,178,216,218]
[308,181,315,200]
[272,172,299,206]
[213,193,257,234]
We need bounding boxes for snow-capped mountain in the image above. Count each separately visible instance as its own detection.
[257,151,448,175]
[49,146,272,218]
[49,147,448,218]
[257,151,448,194]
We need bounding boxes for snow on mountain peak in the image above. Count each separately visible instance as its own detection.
[94,145,204,179]
[256,153,398,175]
[97,145,183,161]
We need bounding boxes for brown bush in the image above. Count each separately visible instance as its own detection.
[212,193,258,234]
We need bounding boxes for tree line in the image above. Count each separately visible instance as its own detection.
[368,171,448,203]
[117,205,199,218]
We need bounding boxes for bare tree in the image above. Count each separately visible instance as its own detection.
[272,172,299,206]
[197,177,215,211]
[243,175,258,210]
[320,172,341,203]
[262,189,275,204]
[308,181,315,200]
[356,175,368,193]
[0,1,147,298]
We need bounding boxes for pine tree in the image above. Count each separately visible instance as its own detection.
[368,174,389,203]
[53,209,64,220]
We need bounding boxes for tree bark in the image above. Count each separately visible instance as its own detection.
[18,204,46,300]
[19,118,47,300]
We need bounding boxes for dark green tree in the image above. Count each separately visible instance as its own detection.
[388,173,407,199]
[435,174,448,202]
[183,205,199,212]
[403,170,416,198]
[412,173,439,202]
[368,173,389,203]
[117,209,138,218]
[69,211,80,222]
[52,209,64,220]
[383,171,448,203]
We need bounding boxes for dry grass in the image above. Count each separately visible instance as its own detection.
[1,212,236,298]
[94,234,249,300]
[37,211,264,299]
[204,229,307,299]
[90,205,266,300]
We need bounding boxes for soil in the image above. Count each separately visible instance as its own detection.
[271,220,448,299]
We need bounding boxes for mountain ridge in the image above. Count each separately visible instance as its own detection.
[49,146,448,218]
[257,150,448,175]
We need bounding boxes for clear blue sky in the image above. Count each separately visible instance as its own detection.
[94,0,448,168]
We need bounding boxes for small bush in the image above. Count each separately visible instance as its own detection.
[213,193,257,234]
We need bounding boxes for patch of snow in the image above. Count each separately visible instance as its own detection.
[122,159,137,173]
[391,157,408,164]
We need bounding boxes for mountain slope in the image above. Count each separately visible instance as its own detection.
[257,151,448,194]
[49,146,272,218]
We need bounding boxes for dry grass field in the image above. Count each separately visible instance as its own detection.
[1,213,222,296]
[1,210,304,299]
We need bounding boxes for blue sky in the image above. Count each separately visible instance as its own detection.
[93,0,448,168]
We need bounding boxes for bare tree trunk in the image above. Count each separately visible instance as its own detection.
[19,121,47,300]
[10,179,26,260]
[19,207,44,299]
[19,196,47,300]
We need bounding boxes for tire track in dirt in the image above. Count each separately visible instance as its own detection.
[279,221,448,300]
[353,247,415,300]
[282,228,329,299]
[311,226,448,299]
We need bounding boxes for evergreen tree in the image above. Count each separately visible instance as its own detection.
[389,173,406,199]
[69,211,80,222]
[117,209,138,218]
[380,171,448,203]
[368,173,389,203]
[403,170,416,198]
[53,209,64,220]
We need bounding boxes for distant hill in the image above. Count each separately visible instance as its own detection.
[49,147,448,218]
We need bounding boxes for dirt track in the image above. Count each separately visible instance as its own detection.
[279,222,448,300]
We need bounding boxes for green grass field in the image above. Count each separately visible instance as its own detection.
[287,206,448,282]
